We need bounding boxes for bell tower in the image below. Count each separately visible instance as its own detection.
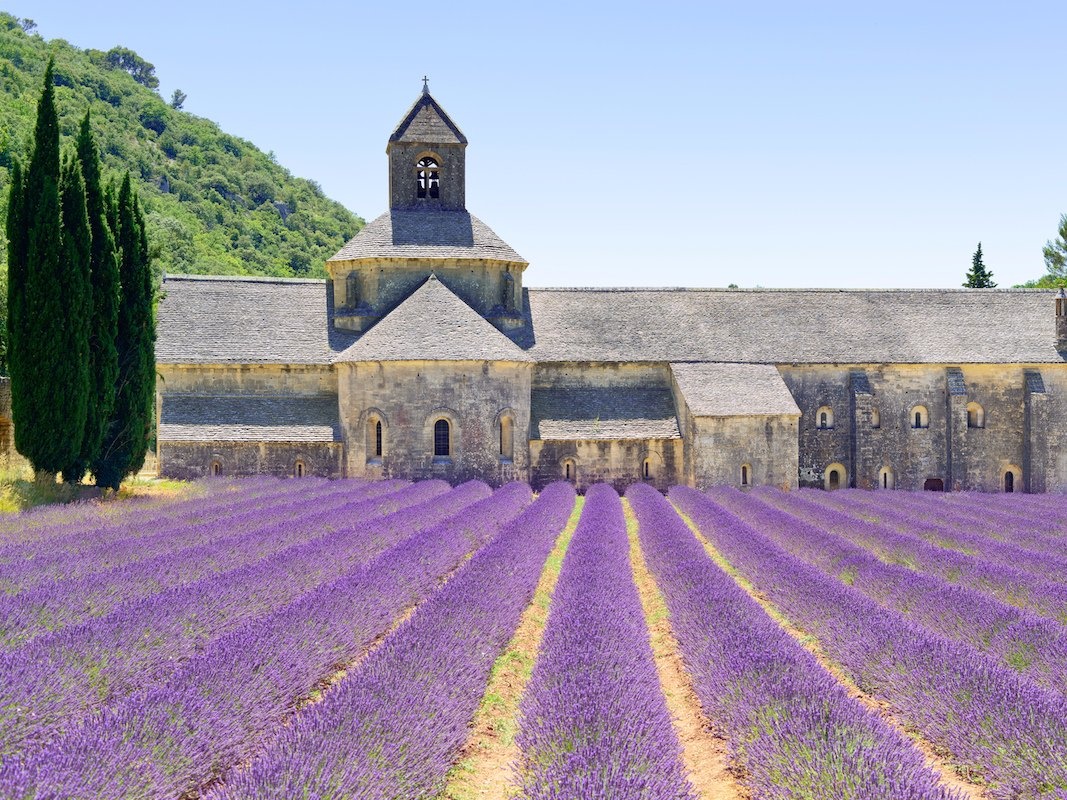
[387,79,468,211]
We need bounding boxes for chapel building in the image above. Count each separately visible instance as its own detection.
[149,88,1067,493]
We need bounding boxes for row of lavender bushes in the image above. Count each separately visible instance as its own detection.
[0,482,541,799]
[207,482,576,799]
[513,483,696,799]
[0,480,483,758]
[627,483,962,799]
[0,478,428,650]
[799,487,1067,624]
[714,486,1067,698]
[672,486,1067,799]
[0,476,359,594]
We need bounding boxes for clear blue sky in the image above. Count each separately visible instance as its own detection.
[21,1,1067,288]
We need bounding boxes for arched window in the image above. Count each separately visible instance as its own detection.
[741,464,751,487]
[642,458,653,480]
[366,416,385,463]
[346,272,359,307]
[499,414,514,461]
[562,458,577,483]
[878,467,894,489]
[824,463,847,491]
[911,405,929,429]
[966,402,985,429]
[816,406,834,430]
[294,459,307,478]
[924,477,945,491]
[416,156,440,199]
[209,460,221,477]
[870,408,881,429]
[1003,465,1021,493]
[434,419,450,457]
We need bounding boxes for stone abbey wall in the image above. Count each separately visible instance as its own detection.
[781,364,1067,492]
[339,359,532,486]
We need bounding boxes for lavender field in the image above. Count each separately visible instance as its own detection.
[0,478,1065,799]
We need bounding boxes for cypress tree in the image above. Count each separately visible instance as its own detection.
[96,173,155,489]
[10,58,77,479]
[56,153,92,480]
[963,242,996,288]
[69,111,120,482]
[5,159,25,377]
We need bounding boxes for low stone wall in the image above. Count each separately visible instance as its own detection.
[159,441,344,480]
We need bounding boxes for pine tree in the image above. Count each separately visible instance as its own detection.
[69,111,120,483]
[963,242,996,288]
[56,153,92,480]
[96,173,156,489]
[9,58,85,479]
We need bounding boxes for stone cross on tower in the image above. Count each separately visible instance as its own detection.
[422,76,429,94]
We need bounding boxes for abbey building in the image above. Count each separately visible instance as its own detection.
[150,88,1067,493]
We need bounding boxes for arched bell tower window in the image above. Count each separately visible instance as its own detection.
[416,156,440,199]
[966,402,985,429]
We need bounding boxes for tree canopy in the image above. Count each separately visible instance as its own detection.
[0,14,362,299]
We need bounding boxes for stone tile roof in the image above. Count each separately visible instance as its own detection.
[389,91,467,145]
[157,278,1067,366]
[524,288,1067,364]
[159,395,341,442]
[671,363,801,417]
[530,387,681,440]
[328,210,526,264]
[157,275,356,365]
[335,275,533,363]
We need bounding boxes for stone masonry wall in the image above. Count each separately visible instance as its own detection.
[781,364,1060,492]
[159,441,343,479]
[528,438,682,494]
[339,359,532,486]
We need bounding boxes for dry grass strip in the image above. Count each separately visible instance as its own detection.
[440,496,584,800]
[623,500,748,800]
[673,504,988,800]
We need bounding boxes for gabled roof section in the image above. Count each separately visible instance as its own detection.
[389,91,467,145]
[335,274,532,363]
[671,363,801,416]
[328,210,526,264]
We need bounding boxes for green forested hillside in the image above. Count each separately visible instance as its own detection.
[0,14,362,283]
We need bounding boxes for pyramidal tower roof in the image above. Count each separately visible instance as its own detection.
[335,274,531,362]
[389,83,467,145]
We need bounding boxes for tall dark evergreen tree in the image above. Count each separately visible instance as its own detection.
[69,111,120,482]
[56,152,92,480]
[9,58,88,478]
[4,159,26,376]
[96,173,155,489]
[963,242,996,288]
